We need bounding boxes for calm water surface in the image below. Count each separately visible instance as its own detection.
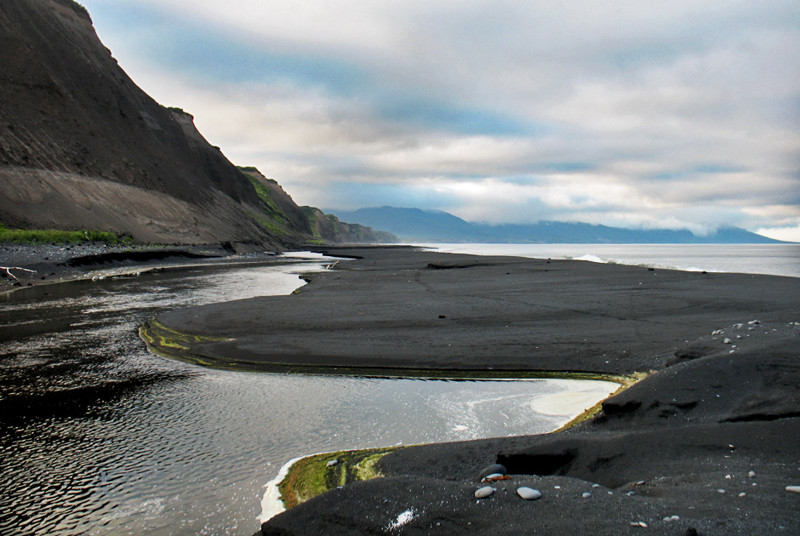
[422,243,800,277]
[0,254,616,535]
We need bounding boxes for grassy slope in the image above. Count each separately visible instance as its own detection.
[0,223,128,244]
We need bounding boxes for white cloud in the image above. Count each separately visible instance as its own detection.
[80,0,800,234]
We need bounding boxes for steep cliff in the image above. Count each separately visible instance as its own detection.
[301,207,397,244]
[0,0,307,249]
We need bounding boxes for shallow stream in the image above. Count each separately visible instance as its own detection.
[0,255,616,535]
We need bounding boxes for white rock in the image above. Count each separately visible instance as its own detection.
[630,521,648,528]
[481,473,505,482]
[739,492,746,497]
[748,470,756,478]
[517,487,542,500]
[723,338,732,344]
[786,485,800,494]
[475,486,495,499]
[582,492,591,498]
[717,489,726,494]
[326,459,338,467]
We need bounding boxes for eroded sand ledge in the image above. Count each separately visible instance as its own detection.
[144,246,800,535]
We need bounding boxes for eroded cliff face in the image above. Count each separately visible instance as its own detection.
[301,206,398,244]
[0,0,307,248]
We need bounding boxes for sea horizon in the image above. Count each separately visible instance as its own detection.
[416,242,800,279]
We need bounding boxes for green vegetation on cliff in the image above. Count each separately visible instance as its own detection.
[242,172,296,240]
[0,224,128,245]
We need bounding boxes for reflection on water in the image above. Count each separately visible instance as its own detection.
[0,257,616,535]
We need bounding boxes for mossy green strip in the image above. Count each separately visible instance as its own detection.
[140,319,644,386]
[0,226,130,245]
[278,448,396,509]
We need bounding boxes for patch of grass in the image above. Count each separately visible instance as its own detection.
[278,448,396,509]
[0,225,129,245]
[244,174,288,224]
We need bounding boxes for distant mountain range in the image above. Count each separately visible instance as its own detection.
[329,207,783,244]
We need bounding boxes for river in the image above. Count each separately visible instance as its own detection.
[0,253,617,535]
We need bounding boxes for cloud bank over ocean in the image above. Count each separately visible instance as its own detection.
[83,0,800,240]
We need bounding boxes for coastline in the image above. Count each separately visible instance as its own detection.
[138,246,800,535]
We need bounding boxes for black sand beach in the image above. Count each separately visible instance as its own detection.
[141,246,800,535]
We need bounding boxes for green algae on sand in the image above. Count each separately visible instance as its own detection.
[278,448,397,509]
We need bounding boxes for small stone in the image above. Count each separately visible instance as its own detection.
[478,464,507,480]
[786,485,800,494]
[553,485,561,490]
[748,319,760,325]
[739,492,746,497]
[630,521,648,528]
[671,515,680,521]
[723,338,732,344]
[475,486,495,499]
[748,470,756,478]
[717,489,726,494]
[481,473,506,482]
[592,483,601,488]
[326,459,338,467]
[582,492,591,498]
[725,474,732,479]
[516,487,542,500]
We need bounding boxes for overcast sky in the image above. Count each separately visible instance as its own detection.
[80,0,799,240]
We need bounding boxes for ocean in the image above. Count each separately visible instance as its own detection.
[419,243,800,278]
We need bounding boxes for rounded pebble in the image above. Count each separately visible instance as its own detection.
[326,459,338,467]
[475,486,495,499]
[479,464,507,479]
[481,473,505,482]
[786,485,800,494]
[748,470,756,478]
[516,487,542,500]
[582,492,591,498]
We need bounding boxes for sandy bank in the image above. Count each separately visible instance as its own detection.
[142,246,799,535]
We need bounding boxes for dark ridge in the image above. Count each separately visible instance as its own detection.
[724,411,800,423]
[496,448,579,476]
[54,0,91,21]
[65,249,220,267]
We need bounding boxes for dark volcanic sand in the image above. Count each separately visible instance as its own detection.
[149,246,800,535]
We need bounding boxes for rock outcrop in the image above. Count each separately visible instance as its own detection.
[0,0,303,248]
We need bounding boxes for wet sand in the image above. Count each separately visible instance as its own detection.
[147,246,800,535]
